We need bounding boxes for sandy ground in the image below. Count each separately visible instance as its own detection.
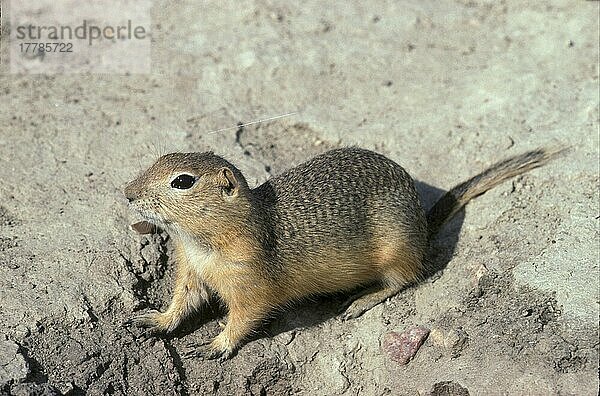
[1,1,599,395]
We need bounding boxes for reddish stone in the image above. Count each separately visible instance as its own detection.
[382,326,430,365]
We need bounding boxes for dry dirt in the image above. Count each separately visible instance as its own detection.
[1,1,599,395]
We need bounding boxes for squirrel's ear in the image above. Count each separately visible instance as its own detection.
[218,167,239,199]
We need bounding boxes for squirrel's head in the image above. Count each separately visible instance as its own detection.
[124,152,251,237]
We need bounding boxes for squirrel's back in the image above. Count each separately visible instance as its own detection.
[252,147,429,296]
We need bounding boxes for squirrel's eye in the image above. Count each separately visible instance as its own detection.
[171,174,197,189]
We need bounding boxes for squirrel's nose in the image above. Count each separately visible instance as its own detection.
[124,185,137,203]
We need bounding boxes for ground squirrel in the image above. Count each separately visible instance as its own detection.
[124,146,560,359]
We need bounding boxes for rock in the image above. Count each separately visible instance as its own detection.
[474,263,488,283]
[0,338,30,387]
[13,325,30,339]
[53,380,76,394]
[429,327,469,358]
[424,381,470,396]
[382,326,430,365]
[429,328,445,346]
[445,328,469,358]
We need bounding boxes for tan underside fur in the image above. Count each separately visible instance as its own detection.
[157,232,422,355]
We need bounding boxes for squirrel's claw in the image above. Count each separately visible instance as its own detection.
[124,309,174,336]
[183,341,231,362]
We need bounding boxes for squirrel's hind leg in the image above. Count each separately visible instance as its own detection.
[339,244,423,320]
[340,284,402,320]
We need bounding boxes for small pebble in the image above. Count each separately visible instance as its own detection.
[424,380,470,396]
[54,381,75,395]
[14,325,30,339]
[445,328,469,358]
[382,326,430,365]
[474,263,488,282]
[430,327,468,358]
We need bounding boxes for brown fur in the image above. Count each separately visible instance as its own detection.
[124,147,560,358]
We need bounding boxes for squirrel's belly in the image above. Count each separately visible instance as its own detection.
[278,231,423,298]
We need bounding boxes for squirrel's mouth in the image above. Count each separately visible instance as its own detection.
[127,203,165,234]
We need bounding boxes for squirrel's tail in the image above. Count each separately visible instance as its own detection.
[426,147,566,238]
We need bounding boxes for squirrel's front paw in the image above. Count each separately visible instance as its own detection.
[124,309,179,334]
